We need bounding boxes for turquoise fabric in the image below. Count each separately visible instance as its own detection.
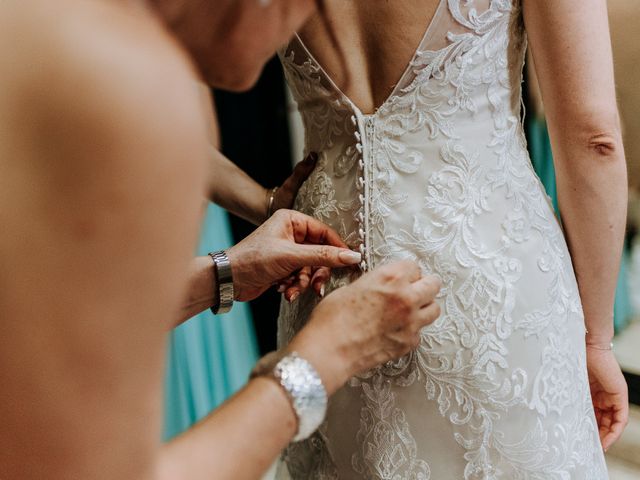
[163,204,259,441]
[525,117,632,333]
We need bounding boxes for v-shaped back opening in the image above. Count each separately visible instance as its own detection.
[291,0,449,116]
[287,0,493,116]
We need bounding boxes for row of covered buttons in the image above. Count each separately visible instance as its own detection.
[351,114,368,272]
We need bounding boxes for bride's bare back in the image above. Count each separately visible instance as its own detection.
[299,0,442,114]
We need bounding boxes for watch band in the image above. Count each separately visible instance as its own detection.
[208,250,234,314]
[250,351,327,442]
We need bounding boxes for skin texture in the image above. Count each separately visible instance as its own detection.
[150,0,317,90]
[0,1,442,479]
[298,0,444,115]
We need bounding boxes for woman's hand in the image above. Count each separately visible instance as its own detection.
[226,209,361,302]
[263,154,332,301]
[266,153,335,301]
[586,346,629,451]
[287,261,442,395]
[266,153,318,217]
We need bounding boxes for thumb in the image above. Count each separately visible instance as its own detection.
[293,244,362,268]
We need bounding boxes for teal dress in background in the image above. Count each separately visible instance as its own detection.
[163,204,259,440]
[526,116,632,333]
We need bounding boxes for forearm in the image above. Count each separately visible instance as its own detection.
[554,137,627,343]
[157,377,296,480]
[207,148,268,225]
[176,256,217,327]
[524,0,628,345]
[157,312,350,479]
[199,85,268,225]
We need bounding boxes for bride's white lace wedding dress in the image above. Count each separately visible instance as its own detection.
[277,0,609,478]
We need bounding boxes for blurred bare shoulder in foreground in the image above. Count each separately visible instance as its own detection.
[0,1,209,478]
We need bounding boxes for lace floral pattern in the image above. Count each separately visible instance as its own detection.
[277,1,608,478]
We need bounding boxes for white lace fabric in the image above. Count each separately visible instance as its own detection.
[277,1,609,478]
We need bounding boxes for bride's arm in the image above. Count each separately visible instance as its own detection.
[523,0,628,449]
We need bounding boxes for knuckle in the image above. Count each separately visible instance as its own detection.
[400,290,417,308]
[394,260,419,280]
[427,274,443,290]
[418,278,440,301]
[379,267,400,283]
[420,304,440,326]
[407,260,421,275]
[391,293,413,318]
[272,208,288,221]
[317,245,332,261]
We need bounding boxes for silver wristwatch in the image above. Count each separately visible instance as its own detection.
[250,351,328,442]
[208,250,234,314]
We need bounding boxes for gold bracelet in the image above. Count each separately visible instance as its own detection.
[586,342,614,351]
[267,186,279,219]
[584,327,614,350]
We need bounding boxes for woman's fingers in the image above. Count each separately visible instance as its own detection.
[277,280,293,293]
[413,301,441,329]
[311,267,331,297]
[600,403,628,451]
[291,243,362,268]
[276,273,297,292]
[284,266,313,302]
[409,274,442,307]
[288,210,350,249]
[281,266,331,300]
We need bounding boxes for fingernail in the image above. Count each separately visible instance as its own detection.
[320,284,326,298]
[338,250,362,265]
[277,285,286,293]
[290,292,300,302]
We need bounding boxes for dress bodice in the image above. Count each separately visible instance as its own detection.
[280,0,536,274]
